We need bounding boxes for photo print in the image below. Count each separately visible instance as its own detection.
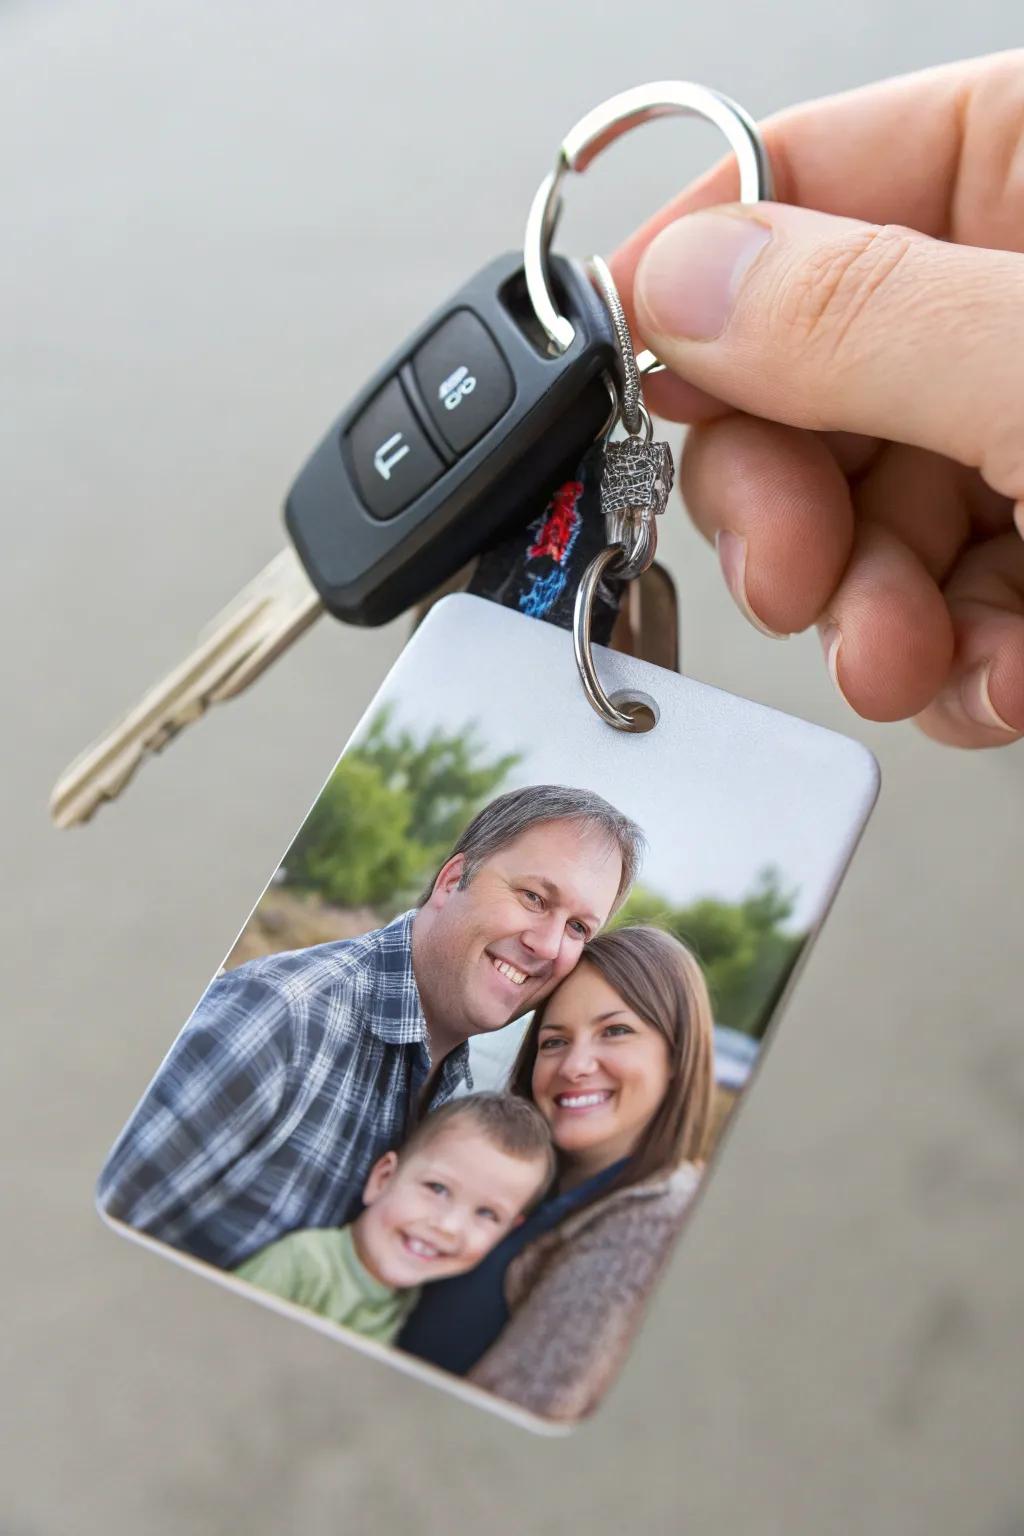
[98,595,878,1431]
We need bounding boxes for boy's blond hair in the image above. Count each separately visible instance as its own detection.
[400,1093,555,1210]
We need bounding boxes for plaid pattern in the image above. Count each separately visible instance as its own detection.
[96,911,472,1269]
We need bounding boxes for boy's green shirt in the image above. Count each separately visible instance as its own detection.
[235,1223,419,1345]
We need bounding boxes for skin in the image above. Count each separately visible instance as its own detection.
[531,963,671,1190]
[412,820,623,1062]
[608,51,1024,750]
[351,1123,547,1290]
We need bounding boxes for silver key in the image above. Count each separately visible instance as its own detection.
[49,548,322,828]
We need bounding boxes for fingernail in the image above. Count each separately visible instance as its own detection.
[715,531,788,638]
[635,211,772,341]
[949,662,1015,733]
[819,622,851,706]
[1014,504,1024,541]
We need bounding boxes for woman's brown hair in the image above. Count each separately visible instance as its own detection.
[508,926,715,1191]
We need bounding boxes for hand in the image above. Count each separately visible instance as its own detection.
[611,52,1024,748]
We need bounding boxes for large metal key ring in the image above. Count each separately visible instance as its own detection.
[523,80,774,369]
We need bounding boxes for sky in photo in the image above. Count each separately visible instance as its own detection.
[345,599,877,933]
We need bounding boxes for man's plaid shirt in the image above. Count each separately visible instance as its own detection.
[96,911,472,1269]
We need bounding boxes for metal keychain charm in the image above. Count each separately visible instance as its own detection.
[590,254,673,581]
[521,80,775,731]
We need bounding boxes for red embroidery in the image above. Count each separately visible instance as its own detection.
[527,481,583,563]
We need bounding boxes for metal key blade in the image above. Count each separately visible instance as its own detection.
[50,548,322,828]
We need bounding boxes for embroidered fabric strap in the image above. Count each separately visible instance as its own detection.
[467,445,623,644]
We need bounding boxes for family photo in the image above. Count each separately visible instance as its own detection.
[97,598,875,1428]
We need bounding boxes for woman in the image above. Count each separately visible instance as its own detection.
[397,925,715,1424]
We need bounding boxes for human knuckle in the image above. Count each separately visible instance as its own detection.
[774,225,918,360]
[960,57,1024,248]
[982,434,1024,503]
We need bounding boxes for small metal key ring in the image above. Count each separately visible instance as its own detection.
[573,544,642,731]
[524,80,774,367]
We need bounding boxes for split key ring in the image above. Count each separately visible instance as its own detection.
[523,79,775,370]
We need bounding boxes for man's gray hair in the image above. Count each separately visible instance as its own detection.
[417,784,644,915]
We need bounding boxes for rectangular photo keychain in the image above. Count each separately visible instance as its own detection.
[97,593,879,1433]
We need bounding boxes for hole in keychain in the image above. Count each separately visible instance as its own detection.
[524,82,774,733]
[610,691,659,732]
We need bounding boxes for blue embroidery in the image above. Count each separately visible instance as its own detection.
[518,568,568,618]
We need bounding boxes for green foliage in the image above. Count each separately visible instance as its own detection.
[611,867,806,1039]
[283,756,420,908]
[281,707,521,914]
[282,708,803,1029]
[356,706,520,863]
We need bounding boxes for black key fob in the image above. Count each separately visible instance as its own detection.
[284,252,617,626]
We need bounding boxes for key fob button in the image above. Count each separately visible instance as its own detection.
[347,377,445,519]
[286,252,618,624]
[412,309,514,454]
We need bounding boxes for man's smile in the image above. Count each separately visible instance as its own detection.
[489,954,531,986]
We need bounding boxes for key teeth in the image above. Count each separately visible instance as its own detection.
[48,547,323,827]
[50,717,185,828]
[50,773,116,830]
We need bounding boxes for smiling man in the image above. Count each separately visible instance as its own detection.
[97,785,643,1271]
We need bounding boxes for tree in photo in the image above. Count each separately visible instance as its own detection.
[281,708,521,914]
[613,868,806,1039]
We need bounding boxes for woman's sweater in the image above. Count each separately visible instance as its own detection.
[469,1161,702,1424]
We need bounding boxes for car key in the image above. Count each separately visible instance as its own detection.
[50,253,619,827]
[287,252,618,627]
[51,78,772,827]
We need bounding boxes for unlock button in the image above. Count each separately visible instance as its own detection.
[347,377,444,520]
[413,309,514,455]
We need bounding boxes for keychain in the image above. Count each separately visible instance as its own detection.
[50,80,769,826]
[84,84,879,1432]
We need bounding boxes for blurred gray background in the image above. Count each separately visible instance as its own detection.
[3,3,1022,1533]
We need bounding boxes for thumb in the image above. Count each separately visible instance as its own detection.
[633,204,1024,501]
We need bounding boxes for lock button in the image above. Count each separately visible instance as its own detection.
[285,251,618,626]
[412,309,514,455]
[347,376,445,520]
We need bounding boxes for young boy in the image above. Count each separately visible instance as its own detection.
[234,1093,555,1345]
